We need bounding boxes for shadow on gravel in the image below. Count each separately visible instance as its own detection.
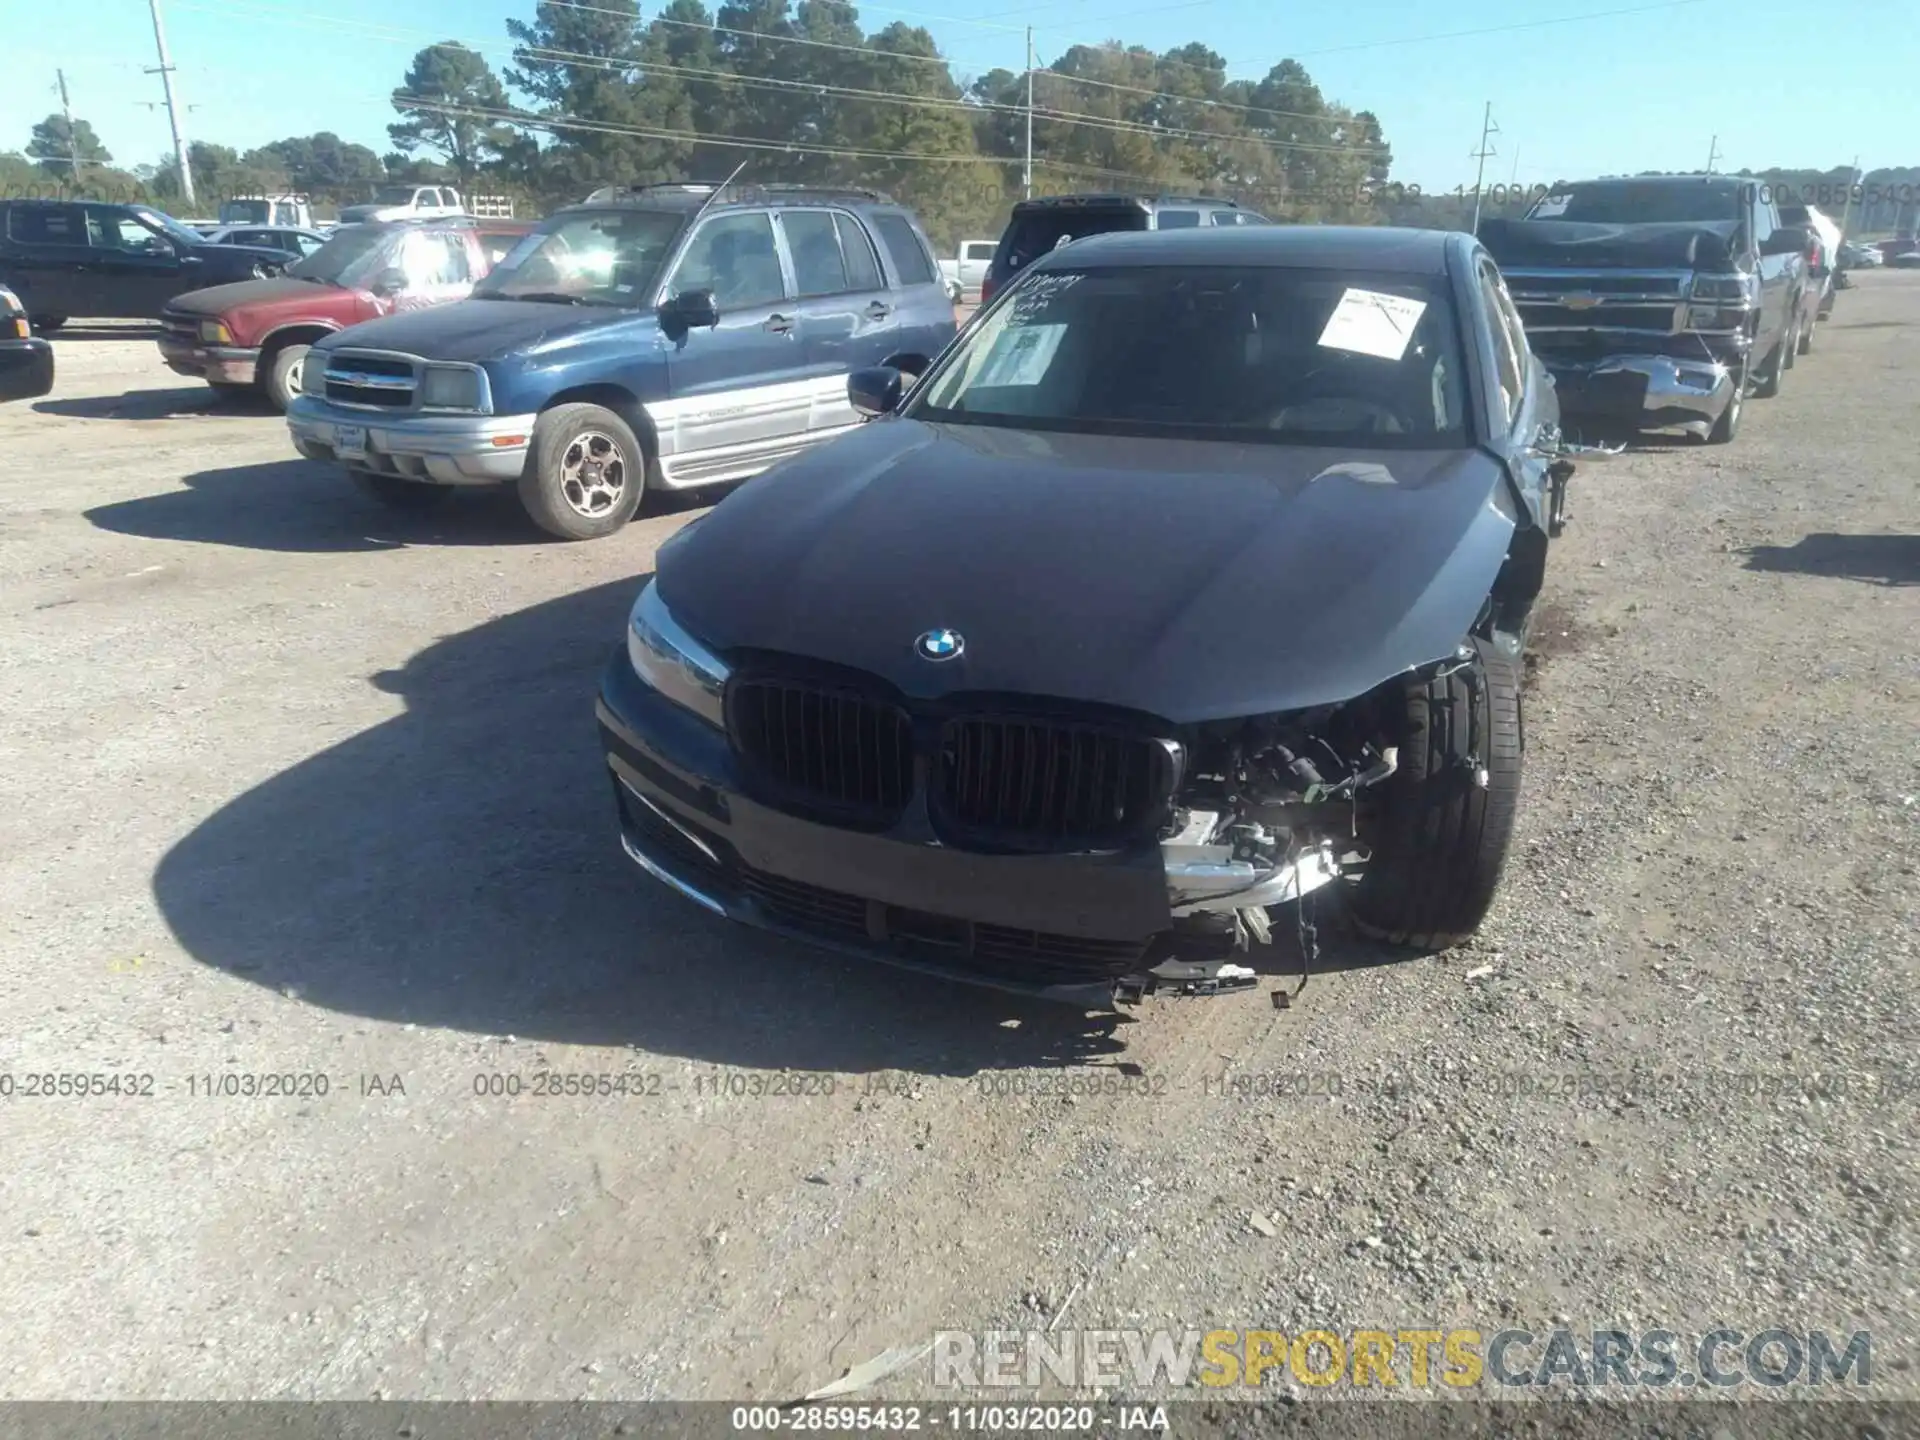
[1741,532,1920,587]
[153,574,1136,1074]
[84,459,552,552]
[35,385,268,420]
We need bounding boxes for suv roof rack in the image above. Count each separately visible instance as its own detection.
[582,180,896,206]
[1016,192,1237,208]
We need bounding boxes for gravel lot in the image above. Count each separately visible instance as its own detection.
[0,278,1914,1407]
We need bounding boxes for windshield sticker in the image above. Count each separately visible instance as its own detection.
[976,323,1066,387]
[1316,288,1427,362]
[1531,194,1572,218]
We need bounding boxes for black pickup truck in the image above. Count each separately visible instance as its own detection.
[0,199,292,331]
[1478,175,1812,444]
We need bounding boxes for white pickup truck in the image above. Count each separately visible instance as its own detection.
[937,238,998,303]
[337,186,516,224]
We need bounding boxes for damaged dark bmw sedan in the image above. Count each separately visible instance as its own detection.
[595,225,1590,1008]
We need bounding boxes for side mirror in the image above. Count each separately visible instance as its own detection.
[658,288,720,338]
[1762,225,1810,257]
[848,365,905,418]
[371,267,408,297]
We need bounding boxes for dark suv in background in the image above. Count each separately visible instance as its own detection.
[0,200,294,330]
[1478,175,1810,444]
[287,182,957,540]
[981,193,1268,303]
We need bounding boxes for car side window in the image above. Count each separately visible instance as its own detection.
[1478,263,1524,430]
[5,204,87,245]
[1156,210,1201,228]
[86,208,168,253]
[667,211,787,309]
[783,210,850,297]
[868,212,937,286]
[401,231,469,287]
[297,234,326,256]
[835,213,884,291]
[478,232,518,267]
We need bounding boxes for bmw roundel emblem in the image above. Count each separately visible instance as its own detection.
[915,628,964,662]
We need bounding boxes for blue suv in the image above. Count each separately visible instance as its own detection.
[286,184,958,539]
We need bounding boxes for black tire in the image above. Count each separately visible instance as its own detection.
[1347,641,1523,951]
[1703,360,1746,445]
[30,316,66,334]
[349,470,454,511]
[263,342,310,413]
[517,402,645,541]
[1753,318,1792,398]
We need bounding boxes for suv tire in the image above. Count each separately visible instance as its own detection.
[1752,317,1793,398]
[350,471,454,511]
[518,403,645,541]
[264,342,311,413]
[1347,640,1523,951]
[1703,360,1746,444]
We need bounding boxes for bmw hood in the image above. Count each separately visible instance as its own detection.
[659,418,1524,724]
[317,299,634,363]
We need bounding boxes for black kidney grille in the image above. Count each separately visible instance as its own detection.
[936,718,1166,849]
[728,679,913,823]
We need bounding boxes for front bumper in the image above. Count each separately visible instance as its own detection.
[285,395,534,484]
[1543,351,1739,437]
[595,653,1332,1007]
[157,335,259,385]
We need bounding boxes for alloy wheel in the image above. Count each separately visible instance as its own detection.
[558,430,628,518]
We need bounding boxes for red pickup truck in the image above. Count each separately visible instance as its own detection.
[157,217,531,410]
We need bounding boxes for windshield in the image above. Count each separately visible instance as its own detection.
[220,200,270,224]
[995,207,1145,278]
[472,209,685,305]
[1529,182,1743,225]
[135,209,209,247]
[909,265,1468,449]
[287,226,398,286]
[371,187,420,206]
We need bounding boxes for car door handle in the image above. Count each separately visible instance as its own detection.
[864,301,892,320]
[763,313,794,334]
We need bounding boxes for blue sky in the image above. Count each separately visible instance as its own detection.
[8,0,1916,192]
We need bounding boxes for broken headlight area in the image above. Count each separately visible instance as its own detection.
[1135,687,1403,997]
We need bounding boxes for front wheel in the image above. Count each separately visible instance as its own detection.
[1347,640,1523,951]
[517,403,645,541]
[1753,318,1792,398]
[1702,360,1746,445]
[263,342,310,413]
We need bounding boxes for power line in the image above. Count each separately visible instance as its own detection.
[174,0,1387,165]
[402,97,1009,165]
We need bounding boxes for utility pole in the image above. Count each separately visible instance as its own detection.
[56,70,82,186]
[145,0,195,206]
[1022,27,1034,200]
[1836,153,1861,237]
[1704,135,1720,175]
[1468,102,1498,232]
